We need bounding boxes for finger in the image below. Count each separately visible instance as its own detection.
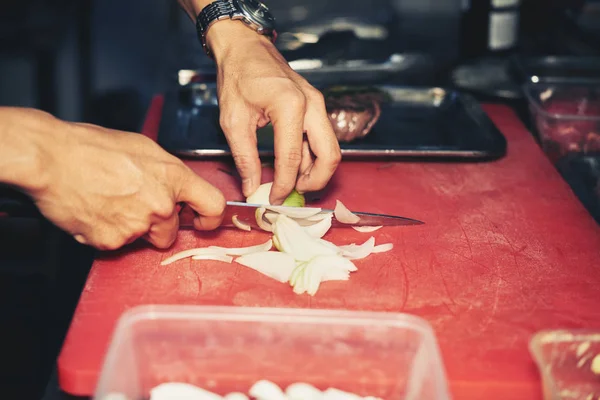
[145,212,179,249]
[176,167,226,231]
[219,104,262,197]
[296,91,341,193]
[299,139,314,183]
[268,89,306,204]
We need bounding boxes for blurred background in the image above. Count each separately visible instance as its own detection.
[0,0,599,399]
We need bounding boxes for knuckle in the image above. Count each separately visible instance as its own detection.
[232,153,258,173]
[219,112,240,133]
[153,199,175,219]
[277,85,306,108]
[305,87,325,105]
[278,148,303,169]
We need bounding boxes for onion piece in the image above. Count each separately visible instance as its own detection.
[246,183,272,205]
[333,200,361,224]
[160,247,227,266]
[352,225,382,233]
[235,251,296,283]
[255,207,273,232]
[150,383,223,400]
[161,239,272,265]
[265,205,322,219]
[286,383,324,400]
[208,239,273,256]
[224,394,250,400]
[372,243,394,253]
[304,214,333,238]
[305,212,334,222]
[249,380,288,400]
[232,215,251,232]
[339,237,376,260]
[322,388,364,400]
[191,254,233,263]
[272,215,338,261]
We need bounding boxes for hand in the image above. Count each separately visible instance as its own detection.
[207,21,342,205]
[27,112,225,250]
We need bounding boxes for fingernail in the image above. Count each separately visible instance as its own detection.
[74,234,87,245]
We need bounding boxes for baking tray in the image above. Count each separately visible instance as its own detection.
[157,83,507,160]
[555,153,600,224]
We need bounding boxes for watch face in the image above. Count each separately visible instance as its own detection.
[236,0,275,28]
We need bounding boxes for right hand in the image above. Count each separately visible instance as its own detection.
[27,111,225,250]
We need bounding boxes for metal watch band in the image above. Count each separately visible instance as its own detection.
[196,0,238,58]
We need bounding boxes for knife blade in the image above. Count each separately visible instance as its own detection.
[179,201,423,229]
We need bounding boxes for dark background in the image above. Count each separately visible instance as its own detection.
[0,0,599,399]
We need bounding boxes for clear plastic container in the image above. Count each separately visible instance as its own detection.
[524,82,600,164]
[93,305,451,400]
[529,329,600,400]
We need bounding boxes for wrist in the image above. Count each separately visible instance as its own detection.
[205,19,272,62]
[0,108,63,196]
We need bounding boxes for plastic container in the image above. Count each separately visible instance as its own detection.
[93,305,451,400]
[524,81,600,164]
[529,329,600,400]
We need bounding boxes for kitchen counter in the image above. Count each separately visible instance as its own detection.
[54,96,600,400]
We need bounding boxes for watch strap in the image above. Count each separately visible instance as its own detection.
[196,0,239,58]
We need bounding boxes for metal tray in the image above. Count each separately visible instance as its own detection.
[157,83,507,160]
[555,153,600,224]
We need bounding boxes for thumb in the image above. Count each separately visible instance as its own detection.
[176,167,226,231]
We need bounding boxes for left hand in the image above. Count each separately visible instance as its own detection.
[205,21,342,205]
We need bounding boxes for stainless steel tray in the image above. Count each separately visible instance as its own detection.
[157,83,507,160]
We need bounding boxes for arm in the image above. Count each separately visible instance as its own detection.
[0,107,225,250]
[176,0,341,205]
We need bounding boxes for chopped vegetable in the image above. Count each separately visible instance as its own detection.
[249,380,288,400]
[265,205,322,219]
[146,380,383,400]
[352,226,382,233]
[255,207,273,232]
[236,252,296,283]
[232,215,251,232]
[161,240,272,265]
[150,382,223,400]
[372,243,393,253]
[303,214,333,238]
[191,254,233,263]
[334,200,361,224]
[338,237,376,260]
[246,182,305,207]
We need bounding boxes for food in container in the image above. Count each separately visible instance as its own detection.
[524,82,600,163]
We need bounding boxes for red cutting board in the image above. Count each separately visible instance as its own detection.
[57,98,600,399]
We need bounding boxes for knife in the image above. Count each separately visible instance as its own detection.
[179,201,424,229]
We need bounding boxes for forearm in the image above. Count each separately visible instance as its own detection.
[0,107,60,195]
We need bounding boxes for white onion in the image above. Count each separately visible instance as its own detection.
[372,243,394,253]
[249,380,288,400]
[235,251,297,283]
[265,205,322,219]
[333,200,360,224]
[208,239,273,256]
[255,207,273,232]
[161,240,272,265]
[352,226,382,233]
[150,383,223,400]
[338,237,376,260]
[232,215,251,232]
[191,254,233,263]
[303,214,333,238]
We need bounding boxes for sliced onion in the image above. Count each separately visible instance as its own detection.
[209,239,273,256]
[232,215,251,232]
[372,243,394,253]
[265,205,322,219]
[339,237,376,260]
[235,251,296,283]
[224,394,249,400]
[161,247,226,266]
[246,183,272,205]
[305,212,334,222]
[304,214,333,238]
[273,215,338,261]
[150,383,223,400]
[334,200,361,224]
[191,254,233,263]
[285,383,324,400]
[249,380,288,400]
[352,225,382,233]
[255,207,273,232]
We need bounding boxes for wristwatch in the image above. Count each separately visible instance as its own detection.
[196,0,277,58]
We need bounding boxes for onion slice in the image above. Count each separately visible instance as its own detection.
[232,215,251,232]
[265,205,322,219]
[161,239,272,265]
[352,225,382,233]
[249,380,288,400]
[235,251,296,283]
[339,237,376,260]
[372,243,394,253]
[255,207,273,232]
[304,214,333,238]
[333,200,361,224]
[191,254,233,263]
[150,383,223,400]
